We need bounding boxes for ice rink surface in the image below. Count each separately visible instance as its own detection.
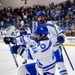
[0,43,75,75]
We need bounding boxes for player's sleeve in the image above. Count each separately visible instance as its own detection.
[46,22,65,36]
[23,35,36,47]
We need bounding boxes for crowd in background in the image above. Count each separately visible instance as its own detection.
[0,0,75,36]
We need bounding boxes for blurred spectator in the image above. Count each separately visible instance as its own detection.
[65,21,75,36]
[0,21,4,28]
[70,21,75,36]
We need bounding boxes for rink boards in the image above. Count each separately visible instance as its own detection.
[63,37,75,46]
[0,37,75,46]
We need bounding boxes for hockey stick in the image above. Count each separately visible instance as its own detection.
[9,44,19,67]
[5,26,19,67]
[52,21,74,70]
[6,26,15,37]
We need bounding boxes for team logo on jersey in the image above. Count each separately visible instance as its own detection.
[40,44,46,49]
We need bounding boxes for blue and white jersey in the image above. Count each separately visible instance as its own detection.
[14,33,34,60]
[15,33,35,47]
[55,10,61,18]
[27,38,56,70]
[15,34,25,45]
[13,29,20,37]
[46,21,65,37]
[46,21,65,51]
[0,29,7,38]
[25,28,31,35]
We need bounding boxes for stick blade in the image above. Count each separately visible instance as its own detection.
[6,26,15,37]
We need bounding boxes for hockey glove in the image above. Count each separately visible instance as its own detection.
[57,35,65,44]
[10,45,26,55]
[3,37,11,44]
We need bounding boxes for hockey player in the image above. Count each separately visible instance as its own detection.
[3,26,40,75]
[27,25,57,75]
[4,25,58,75]
[24,22,31,35]
[36,11,68,75]
[3,26,28,59]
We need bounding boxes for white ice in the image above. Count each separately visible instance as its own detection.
[0,43,75,75]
